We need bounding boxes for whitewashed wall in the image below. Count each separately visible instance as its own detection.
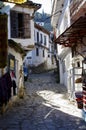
[8,5,34,48]
[24,26,56,70]
[8,47,23,86]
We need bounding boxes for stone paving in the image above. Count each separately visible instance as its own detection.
[0,71,86,130]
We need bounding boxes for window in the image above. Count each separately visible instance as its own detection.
[27,57,32,59]
[44,36,46,45]
[40,33,43,43]
[48,54,50,58]
[10,11,31,38]
[43,50,45,57]
[36,48,39,56]
[77,61,80,67]
[8,53,15,71]
[37,32,39,42]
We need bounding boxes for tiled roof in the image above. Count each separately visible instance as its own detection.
[35,23,50,35]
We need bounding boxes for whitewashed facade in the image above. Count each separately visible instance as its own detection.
[0,1,41,93]
[51,0,72,86]
[24,24,56,71]
[51,0,75,99]
[51,0,86,100]
[0,1,40,51]
[7,1,41,51]
[8,41,24,86]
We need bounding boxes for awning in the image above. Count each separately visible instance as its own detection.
[55,16,86,47]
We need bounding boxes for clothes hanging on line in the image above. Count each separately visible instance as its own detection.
[0,72,12,107]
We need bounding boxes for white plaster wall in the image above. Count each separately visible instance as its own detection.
[8,48,23,68]
[59,60,63,84]
[8,6,35,48]
[24,51,33,66]
[59,52,72,86]
[32,47,47,66]
[64,53,72,86]
[34,28,49,48]
[55,0,71,86]
[24,45,56,69]
[8,11,11,39]
[57,0,71,57]
[31,27,50,66]
[24,26,56,70]
[8,47,23,86]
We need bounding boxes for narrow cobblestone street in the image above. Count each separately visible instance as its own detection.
[0,71,86,130]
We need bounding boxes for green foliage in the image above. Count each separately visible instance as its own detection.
[34,12,53,31]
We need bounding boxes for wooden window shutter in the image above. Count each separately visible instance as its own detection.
[10,11,18,38]
[23,13,31,38]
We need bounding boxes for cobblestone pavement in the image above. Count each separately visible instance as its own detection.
[0,71,86,130]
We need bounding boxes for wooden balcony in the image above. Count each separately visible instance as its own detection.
[70,0,86,23]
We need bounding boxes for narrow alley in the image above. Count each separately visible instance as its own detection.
[0,71,86,130]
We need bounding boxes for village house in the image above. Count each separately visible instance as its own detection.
[51,0,86,120]
[24,23,56,73]
[8,1,41,51]
[8,0,41,84]
[51,0,73,98]
[0,0,41,112]
[3,1,40,81]
[0,0,41,83]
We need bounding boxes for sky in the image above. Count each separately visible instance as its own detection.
[32,0,52,14]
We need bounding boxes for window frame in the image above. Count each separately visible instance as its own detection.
[36,48,39,56]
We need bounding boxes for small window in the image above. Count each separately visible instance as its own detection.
[48,54,50,58]
[77,61,80,67]
[27,57,32,59]
[36,48,39,56]
[40,33,43,43]
[43,50,45,57]
[37,32,39,42]
[44,36,46,45]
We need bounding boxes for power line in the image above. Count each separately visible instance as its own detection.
[43,10,62,22]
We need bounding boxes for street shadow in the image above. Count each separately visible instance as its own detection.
[24,72,86,129]
[0,71,85,129]
[25,92,86,130]
[0,89,86,130]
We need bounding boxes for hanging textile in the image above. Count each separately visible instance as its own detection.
[4,72,12,100]
[0,75,8,106]
[0,72,12,107]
